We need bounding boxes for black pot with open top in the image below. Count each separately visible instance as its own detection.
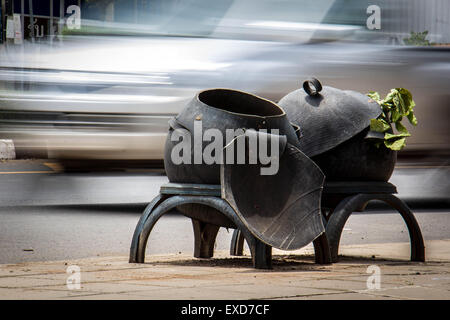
[279,78,396,182]
[164,88,302,184]
[163,88,326,250]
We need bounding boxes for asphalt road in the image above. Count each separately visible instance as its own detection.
[0,160,449,207]
[0,205,449,264]
[0,160,448,264]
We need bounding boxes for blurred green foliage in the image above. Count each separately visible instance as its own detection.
[403,31,432,46]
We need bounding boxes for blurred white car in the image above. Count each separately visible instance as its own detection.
[0,0,449,163]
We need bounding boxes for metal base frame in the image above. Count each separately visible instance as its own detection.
[129,183,332,269]
[324,192,425,262]
[230,181,425,263]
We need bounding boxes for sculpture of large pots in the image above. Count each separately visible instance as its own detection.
[279,78,396,181]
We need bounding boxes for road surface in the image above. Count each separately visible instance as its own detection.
[0,160,448,264]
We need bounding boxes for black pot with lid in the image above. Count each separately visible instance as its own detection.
[278,78,396,181]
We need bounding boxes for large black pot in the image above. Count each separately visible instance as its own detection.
[279,78,395,182]
[164,88,302,184]
[163,89,326,250]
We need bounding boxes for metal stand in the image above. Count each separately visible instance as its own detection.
[231,181,425,263]
[129,183,332,269]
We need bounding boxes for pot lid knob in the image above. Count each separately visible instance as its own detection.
[303,78,322,96]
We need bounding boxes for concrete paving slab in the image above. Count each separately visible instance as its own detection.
[292,292,401,300]
[367,286,450,300]
[0,240,449,300]
[337,240,450,262]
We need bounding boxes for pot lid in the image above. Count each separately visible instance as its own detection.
[278,78,382,157]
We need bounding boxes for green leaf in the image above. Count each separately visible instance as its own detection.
[409,98,416,111]
[367,91,381,102]
[380,103,393,113]
[397,88,413,103]
[384,137,407,150]
[383,90,396,105]
[395,121,410,135]
[385,132,411,140]
[397,88,415,115]
[398,94,407,115]
[370,118,391,133]
[391,109,402,122]
[407,111,418,126]
[392,91,408,115]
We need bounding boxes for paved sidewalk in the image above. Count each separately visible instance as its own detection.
[1,240,449,300]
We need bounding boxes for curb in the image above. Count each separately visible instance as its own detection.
[0,139,16,160]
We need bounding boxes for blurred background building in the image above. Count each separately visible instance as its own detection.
[1,0,450,44]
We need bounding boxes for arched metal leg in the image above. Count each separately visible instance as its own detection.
[136,200,176,263]
[313,232,332,264]
[129,194,166,263]
[381,195,425,262]
[230,229,245,256]
[229,230,272,269]
[252,239,272,269]
[192,219,220,258]
[325,195,361,262]
[326,193,425,262]
[130,195,273,268]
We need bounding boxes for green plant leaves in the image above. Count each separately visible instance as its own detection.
[367,91,381,102]
[407,111,418,126]
[367,88,417,151]
[370,118,391,133]
[395,121,409,134]
[385,132,411,140]
[398,88,415,107]
[403,31,432,46]
[384,137,407,150]
[391,109,402,122]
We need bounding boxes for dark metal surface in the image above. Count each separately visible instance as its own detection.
[164,88,301,184]
[229,180,425,263]
[324,181,397,194]
[278,78,382,158]
[176,202,236,228]
[129,193,274,269]
[221,137,326,251]
[161,183,221,196]
[191,220,220,258]
[160,183,229,227]
[129,194,167,262]
[312,128,398,182]
[322,183,425,263]
[303,78,323,97]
